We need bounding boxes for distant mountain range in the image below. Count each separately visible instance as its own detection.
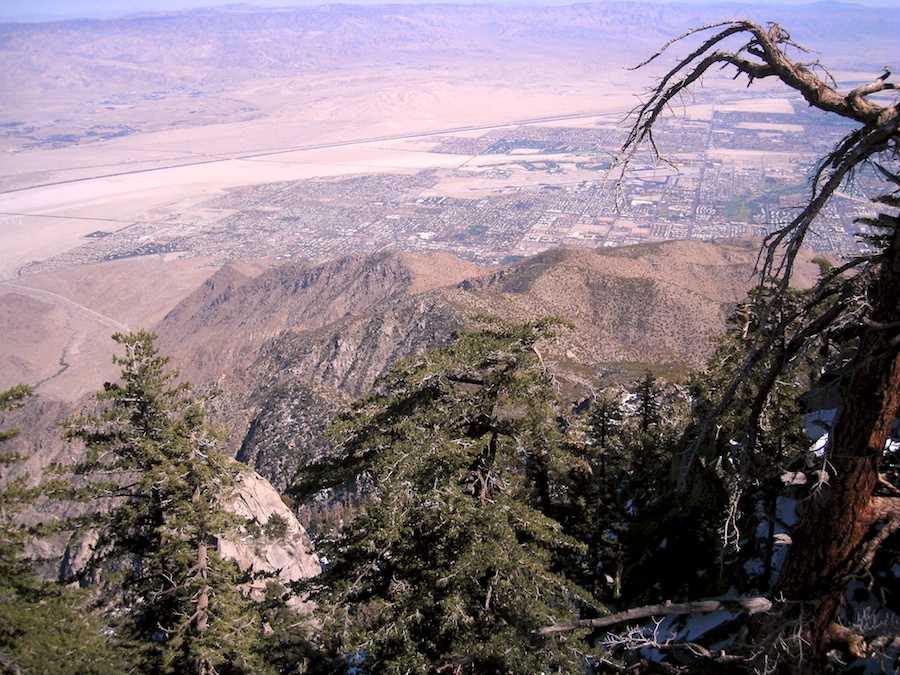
[2,2,896,99]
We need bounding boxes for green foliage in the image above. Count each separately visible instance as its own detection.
[587,387,624,453]
[0,384,37,593]
[296,319,599,673]
[257,586,321,675]
[634,371,660,434]
[264,513,289,539]
[687,281,842,587]
[0,584,128,674]
[611,275,851,602]
[0,385,129,673]
[699,282,822,465]
[60,331,275,674]
[0,384,32,448]
[570,376,701,606]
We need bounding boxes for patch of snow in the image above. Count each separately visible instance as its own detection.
[743,557,764,577]
[809,433,828,456]
[776,496,798,529]
[674,610,740,644]
[802,408,836,441]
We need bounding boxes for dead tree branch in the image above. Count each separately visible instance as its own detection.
[615,18,900,670]
[532,597,772,636]
[618,18,900,484]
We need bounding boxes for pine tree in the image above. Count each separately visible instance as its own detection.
[635,371,660,436]
[0,384,35,592]
[61,331,275,674]
[682,279,844,587]
[1,385,127,674]
[587,387,624,462]
[558,388,627,601]
[295,319,600,674]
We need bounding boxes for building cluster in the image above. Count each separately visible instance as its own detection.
[26,99,882,276]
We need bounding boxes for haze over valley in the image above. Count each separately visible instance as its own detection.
[2,5,899,671]
[0,1,896,399]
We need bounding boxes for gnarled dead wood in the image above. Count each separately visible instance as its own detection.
[620,21,899,486]
[617,18,899,670]
[532,596,772,636]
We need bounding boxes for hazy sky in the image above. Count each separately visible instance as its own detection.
[4,0,898,23]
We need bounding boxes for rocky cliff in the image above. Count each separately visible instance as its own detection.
[24,462,320,591]
[220,469,321,601]
[156,250,481,388]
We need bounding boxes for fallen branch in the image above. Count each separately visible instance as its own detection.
[532,597,772,636]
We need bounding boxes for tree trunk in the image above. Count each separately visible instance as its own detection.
[194,537,211,675]
[196,538,209,634]
[775,223,900,663]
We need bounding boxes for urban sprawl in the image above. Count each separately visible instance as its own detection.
[21,94,882,276]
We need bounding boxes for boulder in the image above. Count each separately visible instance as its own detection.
[218,469,321,599]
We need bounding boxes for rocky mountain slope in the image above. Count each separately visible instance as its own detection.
[54,466,321,593]
[156,250,481,386]
[151,239,822,489]
[1,238,824,552]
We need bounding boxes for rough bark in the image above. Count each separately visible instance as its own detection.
[195,538,211,675]
[775,221,900,659]
[196,538,209,634]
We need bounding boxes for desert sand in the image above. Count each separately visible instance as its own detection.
[0,36,645,398]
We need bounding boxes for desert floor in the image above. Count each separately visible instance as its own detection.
[0,52,836,400]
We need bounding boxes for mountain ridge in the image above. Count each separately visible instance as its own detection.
[3,2,894,99]
[157,250,482,385]
[1,238,825,513]
[151,238,823,487]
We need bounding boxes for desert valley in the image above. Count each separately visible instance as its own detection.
[1,2,899,673]
[1,1,896,399]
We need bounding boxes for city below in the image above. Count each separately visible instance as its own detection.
[10,88,881,278]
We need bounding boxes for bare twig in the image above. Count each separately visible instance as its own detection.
[617,18,899,489]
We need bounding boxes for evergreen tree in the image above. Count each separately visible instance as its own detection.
[295,319,599,674]
[587,387,624,463]
[684,279,843,586]
[635,371,660,436]
[600,374,707,605]
[61,331,275,674]
[1,385,126,674]
[559,388,627,601]
[0,384,35,592]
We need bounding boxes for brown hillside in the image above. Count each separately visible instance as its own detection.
[152,239,817,485]
[0,292,69,389]
[447,240,817,372]
[157,250,482,385]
